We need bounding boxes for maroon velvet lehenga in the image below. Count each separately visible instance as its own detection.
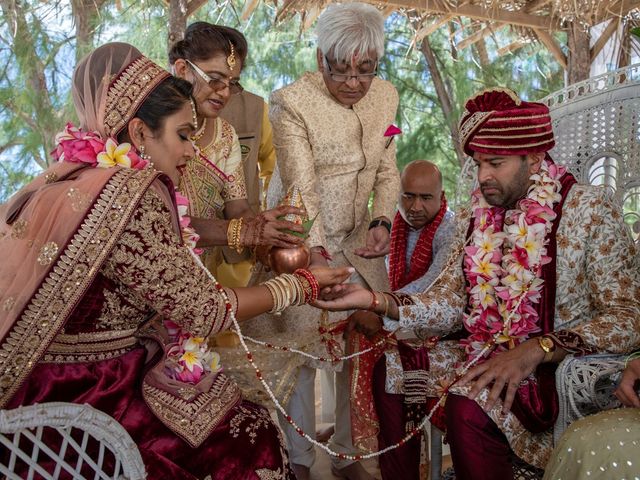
[1,164,293,480]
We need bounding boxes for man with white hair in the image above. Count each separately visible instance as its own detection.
[266,3,400,479]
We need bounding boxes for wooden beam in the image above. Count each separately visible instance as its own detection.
[364,0,563,30]
[457,22,504,50]
[595,0,640,24]
[497,40,525,56]
[241,0,261,21]
[533,28,568,69]
[186,0,207,16]
[590,18,620,62]
[302,4,321,31]
[414,14,453,42]
[381,5,396,17]
[523,0,553,13]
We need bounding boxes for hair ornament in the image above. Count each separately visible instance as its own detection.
[227,41,236,71]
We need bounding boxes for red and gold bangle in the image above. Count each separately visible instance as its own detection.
[294,268,319,303]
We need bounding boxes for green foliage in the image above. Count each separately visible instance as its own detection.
[0,0,564,203]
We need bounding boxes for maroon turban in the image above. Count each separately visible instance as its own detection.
[458,87,555,156]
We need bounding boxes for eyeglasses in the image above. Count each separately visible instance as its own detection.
[324,56,378,83]
[186,60,243,95]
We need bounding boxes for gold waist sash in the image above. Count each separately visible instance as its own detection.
[43,328,139,363]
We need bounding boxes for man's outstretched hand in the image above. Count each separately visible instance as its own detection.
[354,224,390,258]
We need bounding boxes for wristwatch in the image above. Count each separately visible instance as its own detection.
[537,335,556,363]
[368,218,391,233]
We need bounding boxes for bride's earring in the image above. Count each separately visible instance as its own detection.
[139,144,154,167]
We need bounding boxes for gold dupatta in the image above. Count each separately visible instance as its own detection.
[0,162,162,408]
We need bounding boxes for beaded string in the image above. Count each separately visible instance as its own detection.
[233,237,470,364]
[187,245,517,460]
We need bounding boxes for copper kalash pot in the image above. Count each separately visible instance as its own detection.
[267,244,311,275]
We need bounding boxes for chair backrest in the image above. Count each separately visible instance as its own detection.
[0,402,146,480]
[541,63,640,243]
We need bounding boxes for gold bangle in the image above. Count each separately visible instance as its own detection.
[227,218,244,254]
[227,219,237,248]
[382,293,389,318]
[233,217,244,253]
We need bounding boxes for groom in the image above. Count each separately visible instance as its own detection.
[317,87,640,479]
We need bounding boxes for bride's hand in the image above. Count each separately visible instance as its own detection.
[308,265,354,289]
[312,284,372,311]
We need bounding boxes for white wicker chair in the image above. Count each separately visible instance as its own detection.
[540,63,640,444]
[435,63,640,479]
[0,402,146,480]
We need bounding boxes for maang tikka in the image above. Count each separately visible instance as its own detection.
[227,42,236,71]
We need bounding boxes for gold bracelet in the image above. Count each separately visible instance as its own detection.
[227,219,237,248]
[233,217,244,253]
[227,218,244,254]
[382,293,389,318]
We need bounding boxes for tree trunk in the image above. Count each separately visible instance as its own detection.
[567,22,591,85]
[71,0,108,62]
[419,37,466,167]
[167,0,208,50]
[617,22,631,69]
[168,0,189,51]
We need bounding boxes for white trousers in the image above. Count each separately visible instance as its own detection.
[277,363,358,469]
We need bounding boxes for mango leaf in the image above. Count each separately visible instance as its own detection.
[279,213,318,239]
[632,27,640,39]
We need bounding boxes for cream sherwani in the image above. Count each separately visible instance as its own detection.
[217,72,400,467]
[267,72,400,289]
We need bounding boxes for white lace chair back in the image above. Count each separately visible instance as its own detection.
[541,64,640,243]
[0,402,146,480]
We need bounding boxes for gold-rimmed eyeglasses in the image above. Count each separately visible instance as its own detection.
[324,56,378,83]
[186,60,243,95]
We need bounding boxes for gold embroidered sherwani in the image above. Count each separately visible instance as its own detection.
[218,72,400,403]
[392,184,640,468]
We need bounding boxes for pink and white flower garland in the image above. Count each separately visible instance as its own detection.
[462,160,565,361]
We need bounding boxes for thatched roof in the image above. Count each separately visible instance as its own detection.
[267,0,639,30]
[244,0,639,71]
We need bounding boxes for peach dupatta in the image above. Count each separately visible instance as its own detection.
[0,162,162,408]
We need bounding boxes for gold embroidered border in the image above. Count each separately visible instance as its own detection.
[42,347,136,364]
[478,122,552,132]
[142,373,241,448]
[459,111,492,147]
[53,328,138,344]
[0,167,158,407]
[474,130,553,140]
[44,328,139,363]
[103,57,170,138]
[469,138,554,149]
[484,113,550,123]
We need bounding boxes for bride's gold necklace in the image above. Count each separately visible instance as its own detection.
[191,117,208,143]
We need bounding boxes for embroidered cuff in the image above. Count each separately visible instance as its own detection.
[548,330,595,357]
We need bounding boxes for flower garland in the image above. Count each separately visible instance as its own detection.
[462,159,565,360]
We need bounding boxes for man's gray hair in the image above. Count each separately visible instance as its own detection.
[316,3,385,62]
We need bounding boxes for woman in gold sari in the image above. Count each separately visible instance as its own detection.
[169,23,293,285]
[0,42,351,480]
